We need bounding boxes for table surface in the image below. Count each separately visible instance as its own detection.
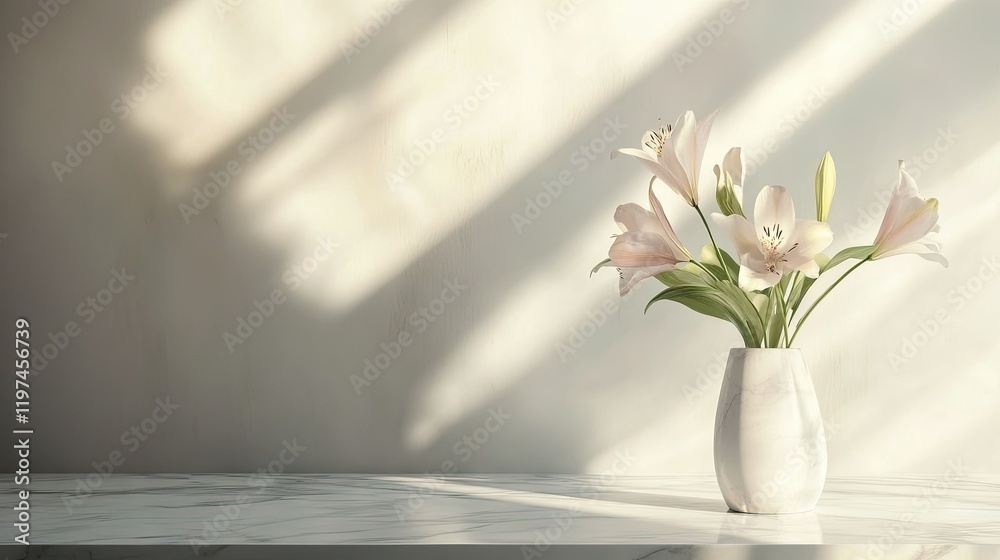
[12,474,1000,545]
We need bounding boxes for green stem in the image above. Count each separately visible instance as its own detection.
[692,205,767,346]
[788,258,869,347]
[750,302,766,349]
[773,281,791,348]
[786,271,801,322]
[693,204,733,284]
[688,259,721,282]
[762,309,771,349]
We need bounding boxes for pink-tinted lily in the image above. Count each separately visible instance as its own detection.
[871,161,947,266]
[604,183,692,295]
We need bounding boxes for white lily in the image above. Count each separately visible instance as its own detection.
[871,161,947,266]
[712,185,833,292]
[612,109,718,206]
[605,182,692,295]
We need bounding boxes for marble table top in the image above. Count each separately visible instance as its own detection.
[8,474,1000,548]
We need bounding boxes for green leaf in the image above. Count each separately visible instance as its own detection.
[691,246,730,283]
[696,262,728,283]
[711,278,765,347]
[590,258,612,277]
[765,286,784,348]
[655,268,708,288]
[645,285,729,321]
[822,245,876,273]
[815,151,836,222]
[699,244,720,267]
[680,262,705,278]
[786,273,817,317]
[697,245,739,281]
[645,279,762,347]
[749,291,769,317]
[717,249,740,281]
[779,271,793,291]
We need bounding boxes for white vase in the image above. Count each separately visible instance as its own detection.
[713,348,827,514]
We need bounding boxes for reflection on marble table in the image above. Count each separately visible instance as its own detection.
[6,474,1000,547]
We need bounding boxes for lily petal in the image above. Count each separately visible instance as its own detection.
[614,203,661,235]
[875,240,949,267]
[647,182,692,259]
[612,146,657,163]
[609,231,682,268]
[694,109,720,192]
[739,264,780,291]
[612,147,682,193]
[874,161,918,244]
[789,258,820,278]
[618,265,676,296]
[754,185,796,241]
[873,198,939,258]
[711,212,760,259]
[870,160,944,264]
[783,219,834,263]
[666,111,699,204]
[671,111,697,175]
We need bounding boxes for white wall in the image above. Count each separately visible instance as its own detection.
[1,0,998,475]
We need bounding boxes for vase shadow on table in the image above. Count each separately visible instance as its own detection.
[585,488,826,545]
[442,477,827,544]
[715,510,823,545]
[418,476,731,513]
[579,489,729,515]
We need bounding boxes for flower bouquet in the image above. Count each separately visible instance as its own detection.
[593,109,946,513]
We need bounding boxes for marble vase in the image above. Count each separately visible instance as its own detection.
[713,348,827,514]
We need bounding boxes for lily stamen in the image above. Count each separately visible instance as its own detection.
[712,185,833,291]
[643,126,672,156]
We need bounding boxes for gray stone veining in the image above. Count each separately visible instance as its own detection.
[4,474,999,546]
